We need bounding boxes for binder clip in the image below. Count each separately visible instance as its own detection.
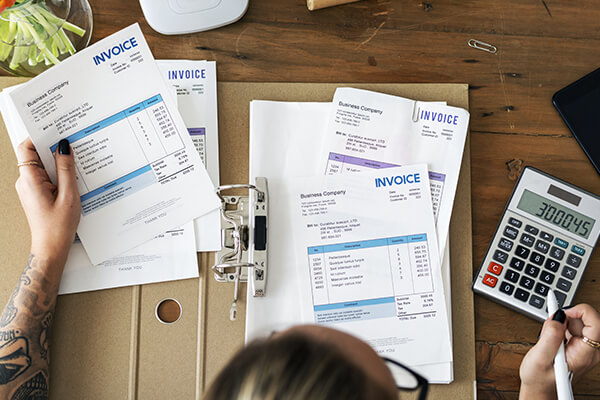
[212,178,268,321]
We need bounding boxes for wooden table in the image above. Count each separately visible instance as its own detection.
[26,0,600,398]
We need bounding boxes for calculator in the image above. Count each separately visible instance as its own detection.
[473,167,600,321]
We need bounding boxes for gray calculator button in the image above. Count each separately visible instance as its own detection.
[515,288,530,302]
[544,258,560,272]
[525,264,540,278]
[561,266,577,280]
[509,217,522,228]
[549,246,565,261]
[566,254,582,268]
[493,250,508,264]
[535,282,550,296]
[554,291,567,308]
[540,231,554,241]
[515,245,530,259]
[529,252,545,266]
[556,278,572,292]
[499,281,515,295]
[505,269,520,283]
[503,226,518,240]
[534,240,550,254]
[498,238,514,252]
[510,257,525,271]
[529,295,545,309]
[519,276,535,289]
[525,225,539,235]
[520,233,535,247]
[540,271,555,285]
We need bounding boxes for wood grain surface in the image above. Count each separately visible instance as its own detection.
[6,0,600,398]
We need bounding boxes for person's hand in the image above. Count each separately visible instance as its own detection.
[519,304,600,399]
[564,304,600,381]
[519,309,567,399]
[15,137,80,261]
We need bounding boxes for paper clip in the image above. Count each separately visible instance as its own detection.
[467,39,497,54]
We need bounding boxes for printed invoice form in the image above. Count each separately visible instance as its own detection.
[292,164,452,367]
[322,88,469,258]
[6,24,220,264]
[157,60,221,251]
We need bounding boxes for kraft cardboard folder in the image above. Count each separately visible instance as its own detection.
[0,78,475,399]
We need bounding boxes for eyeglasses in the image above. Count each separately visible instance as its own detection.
[381,357,429,400]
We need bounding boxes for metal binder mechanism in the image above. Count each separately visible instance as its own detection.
[212,178,268,321]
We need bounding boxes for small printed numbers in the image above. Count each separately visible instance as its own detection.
[515,245,530,259]
[499,282,515,295]
[510,257,526,271]
[529,252,545,266]
[544,258,560,272]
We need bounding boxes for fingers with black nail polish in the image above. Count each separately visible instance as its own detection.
[553,309,566,324]
[58,139,70,155]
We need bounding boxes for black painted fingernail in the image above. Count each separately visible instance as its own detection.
[537,327,542,339]
[58,139,70,155]
[553,309,566,323]
[563,305,574,310]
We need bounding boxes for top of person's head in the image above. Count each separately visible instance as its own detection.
[203,329,397,400]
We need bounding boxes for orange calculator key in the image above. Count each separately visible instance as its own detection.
[483,274,498,288]
[488,262,503,275]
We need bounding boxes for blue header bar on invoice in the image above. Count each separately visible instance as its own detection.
[50,94,164,153]
[307,234,427,254]
[80,164,152,203]
[314,296,395,312]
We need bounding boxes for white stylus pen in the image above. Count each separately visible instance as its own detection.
[547,289,574,400]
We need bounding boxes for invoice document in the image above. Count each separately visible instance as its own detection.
[5,24,220,264]
[59,223,198,294]
[157,60,221,251]
[291,164,452,367]
[246,100,454,382]
[322,88,469,258]
[0,91,200,294]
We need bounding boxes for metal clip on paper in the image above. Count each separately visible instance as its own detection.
[212,178,268,321]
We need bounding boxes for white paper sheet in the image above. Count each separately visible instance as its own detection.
[290,165,452,367]
[322,88,469,259]
[59,223,198,294]
[5,24,220,264]
[246,101,454,382]
[0,93,200,294]
[157,60,221,251]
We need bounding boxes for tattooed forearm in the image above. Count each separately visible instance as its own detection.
[0,254,62,399]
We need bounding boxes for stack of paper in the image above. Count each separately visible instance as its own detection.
[247,87,469,384]
[0,24,222,294]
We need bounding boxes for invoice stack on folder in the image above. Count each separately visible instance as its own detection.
[0,24,220,291]
[246,88,469,384]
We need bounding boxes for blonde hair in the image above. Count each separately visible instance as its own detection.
[204,332,395,400]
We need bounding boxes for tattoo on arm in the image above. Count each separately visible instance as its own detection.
[0,254,61,399]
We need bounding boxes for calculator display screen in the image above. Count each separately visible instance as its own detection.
[517,189,595,239]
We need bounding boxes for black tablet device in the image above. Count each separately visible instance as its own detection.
[553,68,600,175]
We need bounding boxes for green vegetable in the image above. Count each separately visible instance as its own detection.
[0,0,86,72]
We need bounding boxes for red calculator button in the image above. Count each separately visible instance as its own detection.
[483,274,498,288]
[488,262,503,275]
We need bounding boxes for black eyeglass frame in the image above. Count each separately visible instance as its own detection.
[381,357,429,400]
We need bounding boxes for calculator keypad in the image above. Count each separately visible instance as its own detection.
[476,211,591,319]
